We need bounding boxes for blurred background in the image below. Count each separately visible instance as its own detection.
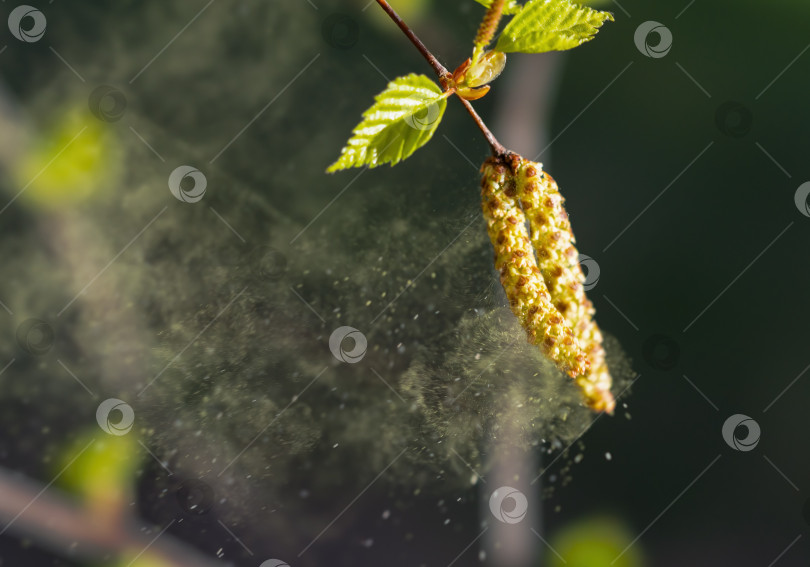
[0,0,809,566]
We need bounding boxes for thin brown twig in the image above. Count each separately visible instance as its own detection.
[457,96,508,157]
[373,0,509,158]
[374,0,450,83]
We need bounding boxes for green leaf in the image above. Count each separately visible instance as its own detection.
[494,0,613,54]
[473,0,524,15]
[327,74,448,172]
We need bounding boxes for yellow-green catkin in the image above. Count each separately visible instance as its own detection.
[474,0,506,50]
[480,157,590,379]
[513,158,615,413]
[480,155,615,413]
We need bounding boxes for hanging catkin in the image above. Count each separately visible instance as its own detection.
[480,157,590,379]
[513,157,614,413]
[481,155,615,413]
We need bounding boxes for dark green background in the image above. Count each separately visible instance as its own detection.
[1,1,808,566]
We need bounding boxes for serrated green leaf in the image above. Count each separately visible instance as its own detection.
[494,0,613,54]
[473,0,523,15]
[327,74,447,172]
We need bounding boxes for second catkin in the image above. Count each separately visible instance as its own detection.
[480,154,615,413]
